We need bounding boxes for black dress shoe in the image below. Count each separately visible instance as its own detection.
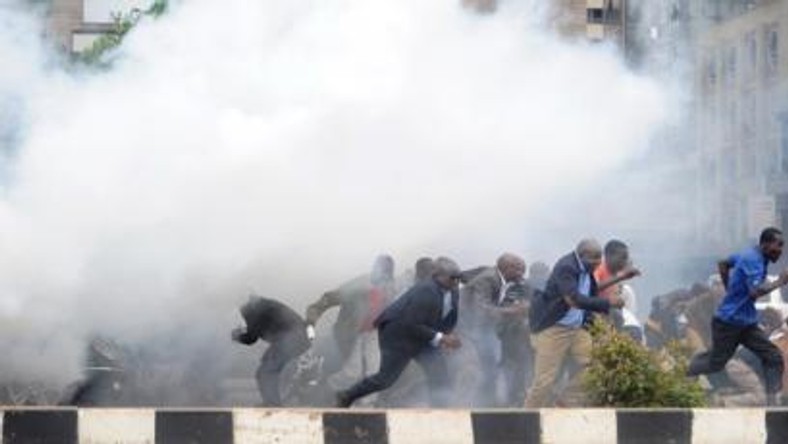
[335,391,353,408]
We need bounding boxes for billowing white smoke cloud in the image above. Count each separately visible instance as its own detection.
[0,0,667,389]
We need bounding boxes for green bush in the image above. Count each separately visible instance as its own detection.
[584,320,706,407]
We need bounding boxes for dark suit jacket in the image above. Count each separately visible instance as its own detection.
[459,266,502,329]
[238,295,307,344]
[374,278,459,354]
[529,252,611,333]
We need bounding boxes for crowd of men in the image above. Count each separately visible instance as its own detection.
[232,227,788,408]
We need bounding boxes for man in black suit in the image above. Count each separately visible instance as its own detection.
[525,239,633,407]
[336,257,463,408]
[232,295,311,407]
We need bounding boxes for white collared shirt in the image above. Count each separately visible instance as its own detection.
[442,290,452,318]
[432,290,453,347]
[497,269,512,305]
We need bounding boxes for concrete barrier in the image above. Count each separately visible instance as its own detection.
[0,407,786,444]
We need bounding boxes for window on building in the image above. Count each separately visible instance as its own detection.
[707,97,718,134]
[706,54,718,89]
[741,91,756,140]
[586,4,620,24]
[587,8,604,23]
[762,137,778,175]
[764,24,779,81]
[731,100,738,137]
[742,150,756,179]
[721,147,737,185]
[720,199,741,245]
[778,194,788,239]
[780,206,788,239]
[723,100,738,142]
[744,31,757,82]
[781,117,788,173]
[725,45,737,88]
[761,88,776,136]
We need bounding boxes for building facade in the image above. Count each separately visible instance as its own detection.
[695,0,788,250]
[48,0,151,53]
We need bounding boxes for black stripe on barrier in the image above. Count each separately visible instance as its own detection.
[2,409,77,444]
[155,410,233,444]
[766,409,788,444]
[616,410,691,444]
[470,411,540,444]
[323,411,388,444]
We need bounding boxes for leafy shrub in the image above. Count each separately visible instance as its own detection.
[584,320,706,407]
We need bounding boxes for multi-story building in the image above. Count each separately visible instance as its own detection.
[625,1,697,74]
[695,0,788,251]
[48,0,151,53]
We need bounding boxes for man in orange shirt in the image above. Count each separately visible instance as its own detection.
[594,240,641,328]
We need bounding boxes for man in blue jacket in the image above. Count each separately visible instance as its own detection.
[688,227,788,406]
[525,239,632,407]
[335,257,463,408]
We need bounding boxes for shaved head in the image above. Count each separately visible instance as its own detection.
[576,239,601,255]
[575,239,602,271]
[433,256,462,290]
[496,252,526,283]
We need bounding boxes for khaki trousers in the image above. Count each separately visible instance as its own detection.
[524,324,592,408]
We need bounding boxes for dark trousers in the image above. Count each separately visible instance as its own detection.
[499,323,532,406]
[468,329,498,407]
[256,331,311,406]
[343,330,451,407]
[688,317,784,394]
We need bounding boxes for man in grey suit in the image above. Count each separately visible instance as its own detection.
[305,255,397,392]
[336,257,463,408]
[460,253,530,406]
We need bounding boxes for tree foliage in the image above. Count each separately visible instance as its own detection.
[584,319,707,408]
[75,0,168,67]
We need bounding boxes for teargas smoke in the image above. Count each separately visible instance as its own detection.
[0,0,668,404]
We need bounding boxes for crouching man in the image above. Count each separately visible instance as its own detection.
[232,295,311,406]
